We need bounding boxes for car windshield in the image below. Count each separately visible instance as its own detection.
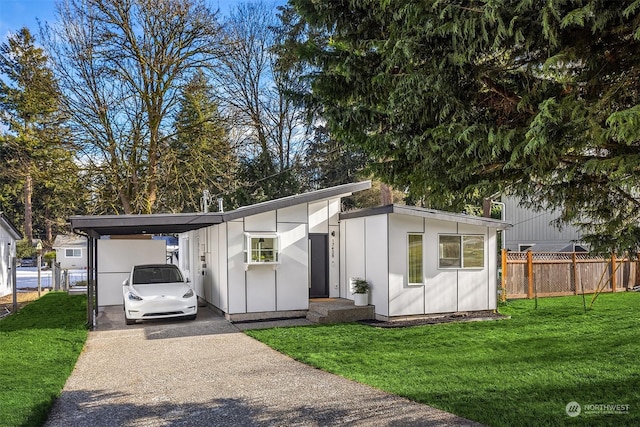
[133,266,183,284]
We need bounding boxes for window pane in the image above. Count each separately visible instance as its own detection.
[463,236,484,268]
[250,237,278,262]
[408,234,423,284]
[439,235,461,268]
[65,248,81,258]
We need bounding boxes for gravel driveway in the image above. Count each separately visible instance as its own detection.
[44,306,482,426]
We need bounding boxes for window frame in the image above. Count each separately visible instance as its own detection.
[518,243,535,252]
[65,248,82,258]
[407,233,424,285]
[438,234,485,270]
[244,233,280,265]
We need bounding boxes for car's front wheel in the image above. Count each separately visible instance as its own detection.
[185,314,197,321]
[125,315,136,325]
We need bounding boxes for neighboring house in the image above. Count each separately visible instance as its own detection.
[341,205,510,320]
[52,234,88,269]
[0,213,22,298]
[70,182,511,322]
[502,196,587,252]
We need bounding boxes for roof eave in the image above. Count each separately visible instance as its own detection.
[340,204,513,230]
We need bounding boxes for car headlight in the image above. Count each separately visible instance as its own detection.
[182,289,194,298]
[128,292,143,301]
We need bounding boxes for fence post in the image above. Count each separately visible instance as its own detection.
[11,257,17,313]
[572,252,578,295]
[501,249,507,302]
[611,253,617,293]
[527,250,534,299]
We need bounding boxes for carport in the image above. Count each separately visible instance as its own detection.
[70,212,224,328]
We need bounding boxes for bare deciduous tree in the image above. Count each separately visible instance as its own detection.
[215,2,308,203]
[43,0,223,214]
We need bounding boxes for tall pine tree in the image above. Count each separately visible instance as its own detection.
[0,28,85,245]
[160,71,236,213]
[283,0,640,253]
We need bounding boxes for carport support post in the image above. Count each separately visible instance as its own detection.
[86,236,95,329]
[94,239,99,318]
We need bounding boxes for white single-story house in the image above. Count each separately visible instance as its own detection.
[0,213,22,298]
[52,234,88,269]
[70,182,512,324]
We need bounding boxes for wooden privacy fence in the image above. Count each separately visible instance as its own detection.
[500,250,639,300]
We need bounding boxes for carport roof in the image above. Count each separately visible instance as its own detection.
[71,181,372,237]
[70,212,224,237]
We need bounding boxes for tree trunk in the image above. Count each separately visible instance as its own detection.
[24,173,33,242]
[45,219,53,245]
[380,183,393,206]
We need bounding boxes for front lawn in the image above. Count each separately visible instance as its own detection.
[246,293,640,426]
[0,292,87,427]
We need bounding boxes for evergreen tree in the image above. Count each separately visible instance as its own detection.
[284,0,640,253]
[160,71,237,213]
[0,28,85,245]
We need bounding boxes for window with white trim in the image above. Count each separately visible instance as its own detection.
[438,235,484,269]
[65,248,82,258]
[244,234,279,264]
[518,244,535,252]
[408,234,423,285]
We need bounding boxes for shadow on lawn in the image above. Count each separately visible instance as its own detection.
[43,389,465,427]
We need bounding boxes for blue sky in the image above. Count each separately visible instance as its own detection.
[0,0,286,41]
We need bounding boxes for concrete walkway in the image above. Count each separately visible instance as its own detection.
[45,306,483,426]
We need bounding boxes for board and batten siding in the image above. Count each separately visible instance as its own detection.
[503,196,582,251]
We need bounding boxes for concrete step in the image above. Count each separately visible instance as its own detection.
[307,299,375,324]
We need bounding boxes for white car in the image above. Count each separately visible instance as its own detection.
[122,264,197,325]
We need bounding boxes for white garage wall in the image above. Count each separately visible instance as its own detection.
[97,239,166,306]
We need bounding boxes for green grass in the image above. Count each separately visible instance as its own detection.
[0,293,88,427]
[246,293,640,426]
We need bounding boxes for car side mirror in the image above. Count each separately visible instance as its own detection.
[123,278,129,286]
